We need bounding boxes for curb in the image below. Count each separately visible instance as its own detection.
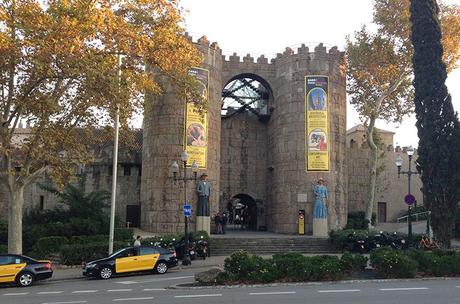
[169,276,460,290]
[48,264,222,282]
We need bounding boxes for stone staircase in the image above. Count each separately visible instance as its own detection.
[210,237,336,256]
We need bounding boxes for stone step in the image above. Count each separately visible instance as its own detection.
[207,237,335,255]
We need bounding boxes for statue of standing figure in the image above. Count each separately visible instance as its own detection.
[196,173,211,216]
[313,177,328,219]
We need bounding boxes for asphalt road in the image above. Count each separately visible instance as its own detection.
[2,269,460,304]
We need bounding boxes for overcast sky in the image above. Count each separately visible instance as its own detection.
[179,0,460,148]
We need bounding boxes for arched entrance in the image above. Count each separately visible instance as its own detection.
[226,194,258,231]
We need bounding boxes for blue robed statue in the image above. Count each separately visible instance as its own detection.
[313,178,328,219]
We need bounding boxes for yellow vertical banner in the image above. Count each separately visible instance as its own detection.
[305,76,329,172]
[184,68,209,169]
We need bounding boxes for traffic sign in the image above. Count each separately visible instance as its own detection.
[183,204,192,217]
[404,194,416,205]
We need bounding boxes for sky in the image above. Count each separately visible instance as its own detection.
[179,0,460,148]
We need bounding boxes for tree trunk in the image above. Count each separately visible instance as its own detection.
[365,118,378,227]
[8,186,24,254]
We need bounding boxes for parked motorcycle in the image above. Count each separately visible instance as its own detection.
[195,237,210,259]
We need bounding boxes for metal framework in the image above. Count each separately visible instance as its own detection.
[221,77,270,120]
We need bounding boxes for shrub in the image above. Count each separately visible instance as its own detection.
[192,230,210,242]
[345,212,376,229]
[370,247,417,278]
[60,241,125,265]
[69,235,107,244]
[310,255,344,281]
[223,251,276,283]
[407,249,460,276]
[33,236,68,256]
[341,252,368,273]
[272,252,308,281]
[114,228,133,242]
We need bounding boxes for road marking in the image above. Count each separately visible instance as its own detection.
[143,288,166,291]
[4,292,29,296]
[174,294,222,298]
[318,289,361,293]
[116,281,138,285]
[249,291,297,295]
[107,289,133,292]
[131,275,194,284]
[112,297,154,301]
[379,287,429,291]
[42,301,87,304]
[37,291,63,294]
[72,290,98,294]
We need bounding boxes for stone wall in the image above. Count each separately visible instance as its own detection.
[220,111,268,218]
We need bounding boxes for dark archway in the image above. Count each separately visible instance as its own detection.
[226,193,258,231]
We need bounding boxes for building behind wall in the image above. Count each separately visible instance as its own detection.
[346,125,423,223]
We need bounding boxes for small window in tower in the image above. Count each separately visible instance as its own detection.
[39,196,44,210]
[108,165,113,176]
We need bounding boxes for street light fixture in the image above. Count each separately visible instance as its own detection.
[171,152,198,266]
[395,146,418,244]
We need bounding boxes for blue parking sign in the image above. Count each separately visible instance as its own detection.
[183,204,192,217]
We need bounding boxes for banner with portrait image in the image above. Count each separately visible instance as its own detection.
[305,76,329,171]
[184,67,209,169]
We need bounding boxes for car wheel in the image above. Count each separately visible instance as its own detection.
[99,266,113,279]
[16,272,34,287]
[155,261,168,274]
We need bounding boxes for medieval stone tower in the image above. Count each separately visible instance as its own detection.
[141,36,347,235]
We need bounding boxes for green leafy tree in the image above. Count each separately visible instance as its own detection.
[0,0,202,254]
[410,0,460,247]
[346,0,460,224]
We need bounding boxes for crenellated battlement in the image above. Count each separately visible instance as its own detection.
[184,32,221,51]
[221,42,344,66]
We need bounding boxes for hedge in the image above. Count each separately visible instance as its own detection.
[32,236,68,256]
[370,247,418,278]
[223,251,345,283]
[60,241,126,265]
[340,252,368,273]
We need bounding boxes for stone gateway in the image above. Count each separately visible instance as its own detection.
[141,35,348,235]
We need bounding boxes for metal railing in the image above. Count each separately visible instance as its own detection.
[397,211,431,223]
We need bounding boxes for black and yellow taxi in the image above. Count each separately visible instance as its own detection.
[0,254,53,287]
[83,246,178,279]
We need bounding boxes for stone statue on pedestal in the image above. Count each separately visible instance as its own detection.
[312,177,328,237]
[196,173,211,216]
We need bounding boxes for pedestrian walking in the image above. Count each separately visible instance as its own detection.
[222,212,228,234]
[133,235,141,247]
[214,213,222,234]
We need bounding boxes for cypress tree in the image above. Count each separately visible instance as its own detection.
[410,0,460,247]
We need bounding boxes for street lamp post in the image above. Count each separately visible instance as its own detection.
[395,146,418,244]
[172,151,198,266]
